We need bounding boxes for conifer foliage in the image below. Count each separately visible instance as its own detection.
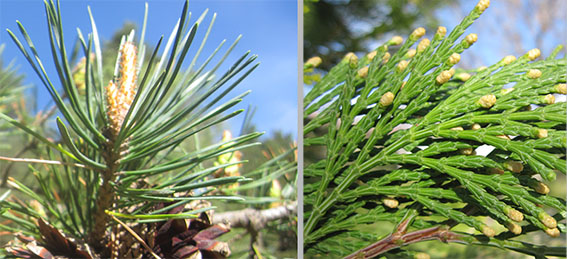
[304,0,566,257]
[0,0,264,257]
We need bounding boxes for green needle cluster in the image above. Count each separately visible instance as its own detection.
[0,0,262,257]
[303,0,566,257]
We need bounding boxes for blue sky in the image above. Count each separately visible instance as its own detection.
[0,0,298,139]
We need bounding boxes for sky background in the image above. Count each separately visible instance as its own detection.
[0,0,298,139]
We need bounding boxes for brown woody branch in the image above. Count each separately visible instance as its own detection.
[213,201,297,230]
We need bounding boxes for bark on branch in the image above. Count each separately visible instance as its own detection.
[213,201,297,230]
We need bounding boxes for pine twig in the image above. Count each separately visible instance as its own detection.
[213,201,297,229]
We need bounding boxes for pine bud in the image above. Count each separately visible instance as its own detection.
[382,198,399,208]
[527,69,542,79]
[366,51,377,61]
[471,123,481,130]
[344,52,357,63]
[349,54,359,69]
[539,212,557,229]
[481,226,495,237]
[406,49,417,58]
[382,52,391,64]
[357,66,369,78]
[501,55,516,65]
[380,92,395,107]
[417,38,430,53]
[504,160,523,173]
[545,228,560,237]
[527,48,541,61]
[459,148,475,155]
[410,27,426,41]
[541,94,555,104]
[106,41,138,138]
[436,70,453,85]
[305,56,322,68]
[465,33,478,46]
[448,53,461,65]
[389,36,404,45]
[506,222,522,235]
[435,26,447,39]
[536,128,548,139]
[456,72,471,82]
[478,94,496,108]
[396,60,409,72]
[554,83,566,94]
[505,207,524,222]
[476,0,490,13]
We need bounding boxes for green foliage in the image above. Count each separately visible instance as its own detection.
[0,0,283,257]
[303,2,566,258]
[0,44,25,149]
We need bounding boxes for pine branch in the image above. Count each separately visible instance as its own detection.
[213,201,297,229]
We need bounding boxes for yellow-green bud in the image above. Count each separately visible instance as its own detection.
[436,70,453,85]
[527,69,542,79]
[396,60,409,72]
[500,88,514,95]
[527,48,541,61]
[539,213,557,229]
[344,52,356,62]
[542,94,555,104]
[380,92,395,107]
[366,51,377,61]
[459,147,475,155]
[471,123,481,130]
[476,0,490,13]
[554,83,567,94]
[389,36,404,45]
[545,228,560,237]
[536,128,548,139]
[382,52,391,64]
[501,55,516,65]
[305,56,322,68]
[436,26,447,39]
[406,49,417,58]
[382,198,399,208]
[456,72,471,82]
[349,54,359,69]
[505,207,524,222]
[451,127,464,131]
[357,66,369,78]
[410,27,426,41]
[448,53,461,65]
[482,226,495,237]
[478,94,496,108]
[417,38,430,53]
[465,33,478,46]
[506,222,522,235]
[532,181,550,195]
[504,160,523,173]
